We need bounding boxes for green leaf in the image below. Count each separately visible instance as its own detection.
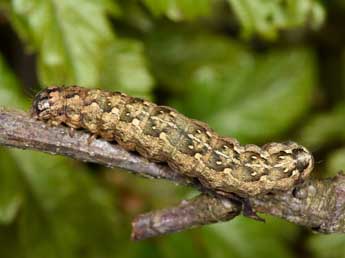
[0,148,23,224]
[202,216,299,258]
[114,0,154,32]
[99,39,154,99]
[9,0,120,86]
[297,103,345,151]
[308,234,345,258]
[142,0,212,20]
[204,48,316,143]
[0,54,27,108]
[10,150,121,258]
[146,27,316,143]
[228,0,326,40]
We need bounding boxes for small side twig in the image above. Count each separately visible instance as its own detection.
[1,107,345,241]
[131,194,241,240]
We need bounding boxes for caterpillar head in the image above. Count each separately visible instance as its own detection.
[30,86,65,122]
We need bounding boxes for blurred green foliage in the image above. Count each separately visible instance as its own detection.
[228,0,325,39]
[0,0,345,258]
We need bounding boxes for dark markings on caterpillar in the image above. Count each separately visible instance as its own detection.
[30,86,314,197]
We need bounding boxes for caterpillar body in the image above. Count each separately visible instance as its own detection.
[31,86,314,197]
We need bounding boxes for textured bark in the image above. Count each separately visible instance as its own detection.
[0,107,345,241]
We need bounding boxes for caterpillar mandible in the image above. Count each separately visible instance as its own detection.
[30,86,314,198]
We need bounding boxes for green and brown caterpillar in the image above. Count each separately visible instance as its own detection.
[31,86,314,198]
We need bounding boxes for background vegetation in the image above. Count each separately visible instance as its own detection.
[0,0,344,257]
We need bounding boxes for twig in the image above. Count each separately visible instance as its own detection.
[1,107,345,241]
[131,194,241,240]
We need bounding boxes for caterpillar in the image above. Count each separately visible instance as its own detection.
[31,86,314,198]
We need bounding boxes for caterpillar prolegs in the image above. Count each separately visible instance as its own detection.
[31,86,314,198]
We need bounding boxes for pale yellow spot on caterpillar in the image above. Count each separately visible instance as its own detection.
[187,134,210,149]
[216,161,222,165]
[274,163,285,168]
[188,145,194,150]
[151,116,177,128]
[292,170,299,176]
[132,118,140,127]
[259,175,269,181]
[66,94,80,102]
[90,102,99,109]
[51,120,60,126]
[246,163,264,169]
[260,153,270,159]
[224,168,232,174]
[69,114,80,121]
[232,158,241,165]
[159,132,168,141]
[111,107,119,114]
[234,146,242,153]
[204,143,211,150]
[194,153,202,160]
[215,150,229,159]
[188,134,199,141]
